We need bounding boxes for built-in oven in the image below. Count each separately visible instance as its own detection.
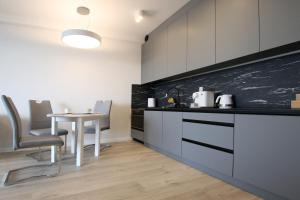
[131,108,144,142]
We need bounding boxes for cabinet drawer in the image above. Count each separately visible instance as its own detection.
[183,112,234,123]
[131,129,144,142]
[183,121,233,150]
[182,141,233,176]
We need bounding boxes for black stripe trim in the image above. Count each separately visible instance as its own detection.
[131,127,144,132]
[182,138,234,154]
[182,119,234,127]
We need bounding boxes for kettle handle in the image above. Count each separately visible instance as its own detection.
[215,96,221,104]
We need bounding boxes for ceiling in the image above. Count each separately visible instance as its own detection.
[0,0,190,43]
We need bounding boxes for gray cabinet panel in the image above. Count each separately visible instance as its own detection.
[144,111,163,148]
[141,27,167,84]
[234,114,300,200]
[187,0,215,71]
[141,42,152,84]
[182,141,233,176]
[183,122,233,150]
[151,27,168,80]
[260,0,300,51]
[216,0,259,62]
[183,112,234,123]
[167,14,187,76]
[162,112,182,156]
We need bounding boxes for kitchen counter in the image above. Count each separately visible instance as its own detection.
[145,107,300,116]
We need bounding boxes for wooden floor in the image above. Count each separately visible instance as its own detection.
[0,141,260,200]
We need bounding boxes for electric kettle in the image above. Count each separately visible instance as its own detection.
[215,94,233,109]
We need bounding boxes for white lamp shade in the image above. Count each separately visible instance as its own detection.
[61,29,101,49]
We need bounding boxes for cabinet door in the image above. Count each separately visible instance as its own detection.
[187,0,215,71]
[141,27,167,83]
[162,112,182,156]
[167,14,187,76]
[260,0,300,51]
[234,114,300,200]
[216,0,259,63]
[151,27,167,80]
[141,42,152,84]
[144,111,163,148]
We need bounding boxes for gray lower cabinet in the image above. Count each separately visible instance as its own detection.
[182,112,234,176]
[182,141,233,176]
[187,0,215,71]
[162,112,182,156]
[260,0,300,51]
[234,114,300,200]
[167,13,187,76]
[216,0,259,63]
[144,111,163,148]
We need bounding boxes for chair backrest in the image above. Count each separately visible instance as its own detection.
[93,100,112,129]
[29,100,52,130]
[1,95,22,150]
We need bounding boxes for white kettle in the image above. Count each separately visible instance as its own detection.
[215,94,233,109]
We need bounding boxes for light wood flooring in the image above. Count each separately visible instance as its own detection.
[0,141,261,200]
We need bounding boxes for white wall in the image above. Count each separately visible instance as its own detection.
[0,22,141,152]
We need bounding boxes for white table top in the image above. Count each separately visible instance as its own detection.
[47,113,103,118]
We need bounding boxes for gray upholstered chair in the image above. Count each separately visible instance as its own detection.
[84,100,112,149]
[1,95,64,186]
[29,100,68,153]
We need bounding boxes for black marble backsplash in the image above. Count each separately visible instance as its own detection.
[132,52,300,109]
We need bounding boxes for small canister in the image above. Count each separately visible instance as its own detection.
[147,98,156,108]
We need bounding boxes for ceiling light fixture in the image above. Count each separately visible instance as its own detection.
[62,6,101,49]
[134,10,144,23]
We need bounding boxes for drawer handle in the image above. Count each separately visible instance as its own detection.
[182,119,234,127]
[182,138,234,154]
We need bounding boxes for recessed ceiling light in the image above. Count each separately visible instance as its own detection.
[61,6,101,49]
[134,10,144,23]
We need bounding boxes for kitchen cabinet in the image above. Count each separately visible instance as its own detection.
[234,114,300,200]
[162,112,182,156]
[144,111,163,148]
[141,27,167,84]
[259,0,300,51]
[216,0,259,63]
[167,14,187,76]
[182,112,234,176]
[187,0,215,71]
[141,39,152,84]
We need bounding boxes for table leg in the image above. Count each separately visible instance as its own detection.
[95,119,101,158]
[71,122,78,154]
[76,118,84,167]
[51,117,58,163]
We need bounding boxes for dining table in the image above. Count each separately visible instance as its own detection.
[47,113,104,167]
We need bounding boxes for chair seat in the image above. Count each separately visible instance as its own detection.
[19,136,64,148]
[30,128,68,136]
[84,125,109,134]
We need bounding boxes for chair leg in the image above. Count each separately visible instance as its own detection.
[2,145,63,186]
[64,135,67,153]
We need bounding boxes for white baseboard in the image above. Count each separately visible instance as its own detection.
[102,136,132,143]
[0,147,12,153]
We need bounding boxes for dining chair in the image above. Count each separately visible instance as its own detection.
[84,100,112,149]
[29,100,68,154]
[1,95,64,186]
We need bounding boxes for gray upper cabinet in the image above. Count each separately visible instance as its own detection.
[144,111,163,148]
[162,112,182,157]
[259,0,300,51]
[216,0,259,63]
[167,14,187,76]
[141,40,152,84]
[187,0,215,71]
[141,27,167,84]
[234,114,300,200]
